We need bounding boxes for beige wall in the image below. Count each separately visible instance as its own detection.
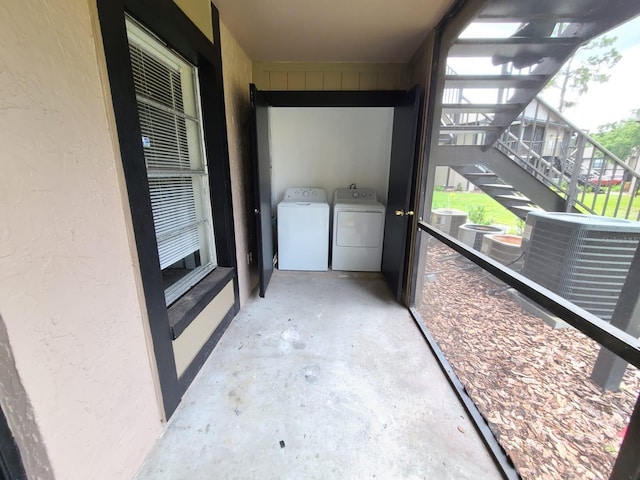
[254,62,409,90]
[174,0,213,43]
[0,0,163,479]
[173,281,235,376]
[176,3,258,305]
[220,21,259,305]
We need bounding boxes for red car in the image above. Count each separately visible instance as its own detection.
[587,170,624,187]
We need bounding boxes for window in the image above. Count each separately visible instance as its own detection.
[126,19,217,305]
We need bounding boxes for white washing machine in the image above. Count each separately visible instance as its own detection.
[277,187,330,271]
[332,188,386,272]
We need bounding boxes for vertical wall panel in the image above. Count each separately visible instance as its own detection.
[253,70,269,90]
[269,72,287,90]
[341,71,360,90]
[305,72,324,90]
[253,63,410,91]
[287,71,305,90]
[359,71,378,90]
[323,71,342,90]
[396,70,410,89]
[377,71,397,90]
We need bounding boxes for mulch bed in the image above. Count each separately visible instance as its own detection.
[418,241,640,480]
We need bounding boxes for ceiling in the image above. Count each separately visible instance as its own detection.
[212,0,455,63]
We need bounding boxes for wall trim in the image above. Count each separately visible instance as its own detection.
[260,89,408,107]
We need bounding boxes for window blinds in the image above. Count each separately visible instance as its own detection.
[129,43,204,269]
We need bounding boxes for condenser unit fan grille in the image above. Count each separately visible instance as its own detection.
[522,213,640,321]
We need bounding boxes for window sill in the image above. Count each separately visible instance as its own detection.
[168,266,235,340]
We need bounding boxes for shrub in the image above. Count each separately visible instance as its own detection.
[468,205,493,225]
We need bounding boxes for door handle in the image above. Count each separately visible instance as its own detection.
[394,210,415,217]
[254,208,260,214]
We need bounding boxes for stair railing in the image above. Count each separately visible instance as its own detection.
[441,71,640,220]
[495,96,640,220]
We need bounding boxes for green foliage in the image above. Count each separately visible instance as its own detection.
[593,110,640,161]
[432,190,640,229]
[467,205,493,225]
[432,191,519,226]
[546,35,621,112]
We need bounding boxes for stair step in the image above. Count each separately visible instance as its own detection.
[444,74,548,89]
[476,183,515,190]
[440,125,504,133]
[449,38,577,59]
[476,13,583,22]
[511,205,542,212]
[442,103,525,114]
[464,172,498,178]
[495,194,532,202]
[478,0,596,22]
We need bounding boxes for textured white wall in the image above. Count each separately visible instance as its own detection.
[269,107,394,210]
[0,0,162,478]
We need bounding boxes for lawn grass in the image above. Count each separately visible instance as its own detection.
[432,189,640,233]
[576,191,640,219]
[432,190,521,231]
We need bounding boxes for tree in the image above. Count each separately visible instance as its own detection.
[547,36,622,112]
[593,110,640,161]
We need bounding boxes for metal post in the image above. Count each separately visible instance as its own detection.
[592,243,640,390]
[609,394,640,480]
[628,147,640,198]
[529,100,540,170]
[565,132,585,212]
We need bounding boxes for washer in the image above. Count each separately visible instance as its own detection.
[277,187,330,271]
[332,188,386,272]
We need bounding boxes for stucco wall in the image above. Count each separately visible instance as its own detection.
[0,0,162,478]
[220,21,258,305]
[174,2,257,305]
[173,0,213,43]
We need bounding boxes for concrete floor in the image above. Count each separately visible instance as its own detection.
[135,271,502,480]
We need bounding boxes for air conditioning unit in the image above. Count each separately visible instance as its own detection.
[481,234,523,268]
[431,208,468,238]
[458,224,506,250]
[521,212,640,321]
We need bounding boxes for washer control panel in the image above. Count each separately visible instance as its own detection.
[334,188,378,202]
[283,187,328,203]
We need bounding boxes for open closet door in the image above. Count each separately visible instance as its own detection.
[382,86,422,302]
[249,84,273,297]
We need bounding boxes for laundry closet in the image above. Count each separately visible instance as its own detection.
[250,86,421,299]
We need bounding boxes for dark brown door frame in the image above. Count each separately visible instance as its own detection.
[248,88,420,300]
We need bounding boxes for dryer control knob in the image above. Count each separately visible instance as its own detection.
[303,190,310,197]
[352,192,359,198]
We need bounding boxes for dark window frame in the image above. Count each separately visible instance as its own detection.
[96,0,239,417]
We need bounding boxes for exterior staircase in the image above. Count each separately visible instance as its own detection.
[430,0,640,221]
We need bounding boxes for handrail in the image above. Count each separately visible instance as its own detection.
[440,78,640,220]
[497,98,640,219]
[534,95,633,171]
[418,221,640,369]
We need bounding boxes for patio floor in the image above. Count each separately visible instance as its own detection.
[135,270,501,479]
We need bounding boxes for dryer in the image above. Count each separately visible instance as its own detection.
[277,187,330,271]
[332,188,386,271]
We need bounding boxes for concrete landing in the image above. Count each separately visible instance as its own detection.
[135,271,501,479]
